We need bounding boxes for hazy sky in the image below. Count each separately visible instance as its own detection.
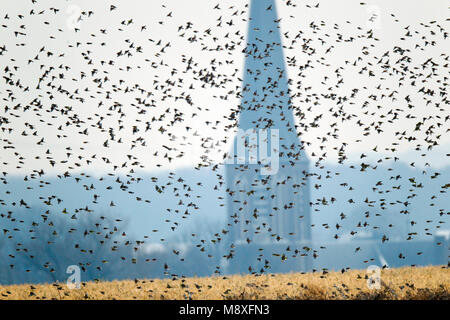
[1,0,448,176]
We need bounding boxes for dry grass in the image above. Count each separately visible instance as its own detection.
[0,265,448,300]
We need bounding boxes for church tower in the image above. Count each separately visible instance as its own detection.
[225,0,312,273]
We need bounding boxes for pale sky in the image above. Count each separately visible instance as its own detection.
[0,0,448,177]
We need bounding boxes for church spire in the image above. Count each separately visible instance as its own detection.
[237,0,305,164]
[225,1,312,273]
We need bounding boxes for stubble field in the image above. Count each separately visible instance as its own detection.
[0,265,448,300]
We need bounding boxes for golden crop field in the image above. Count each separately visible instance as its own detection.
[0,265,448,300]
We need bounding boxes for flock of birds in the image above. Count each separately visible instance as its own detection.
[0,0,448,293]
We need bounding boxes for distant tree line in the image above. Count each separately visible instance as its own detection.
[0,207,223,285]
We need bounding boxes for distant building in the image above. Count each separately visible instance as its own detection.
[224,0,312,274]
